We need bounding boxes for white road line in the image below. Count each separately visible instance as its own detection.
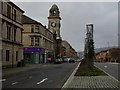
[104,66,107,68]
[0,79,6,82]
[37,78,48,85]
[29,76,32,79]
[107,62,119,64]
[111,63,119,64]
[12,82,18,85]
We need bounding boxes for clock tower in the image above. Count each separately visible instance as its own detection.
[48,4,62,60]
[48,4,61,39]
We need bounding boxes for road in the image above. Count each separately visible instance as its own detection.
[95,62,119,81]
[2,62,79,88]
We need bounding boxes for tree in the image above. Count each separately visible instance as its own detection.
[87,39,95,69]
[84,24,95,69]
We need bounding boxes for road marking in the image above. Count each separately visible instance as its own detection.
[37,78,48,85]
[0,79,6,82]
[29,76,32,79]
[111,63,119,64]
[12,82,18,85]
[104,66,107,68]
[95,65,119,82]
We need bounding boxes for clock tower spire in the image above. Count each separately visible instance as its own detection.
[48,4,61,38]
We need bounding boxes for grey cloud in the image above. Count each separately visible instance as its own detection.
[13,2,118,51]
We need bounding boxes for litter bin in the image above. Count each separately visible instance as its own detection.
[21,59,25,67]
[17,60,21,67]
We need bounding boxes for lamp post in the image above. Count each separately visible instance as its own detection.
[107,50,110,62]
[44,50,47,63]
[53,32,57,62]
[56,37,61,59]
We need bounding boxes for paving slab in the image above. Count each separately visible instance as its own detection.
[67,76,120,88]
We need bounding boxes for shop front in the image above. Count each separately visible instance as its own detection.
[23,47,45,64]
[44,49,54,63]
[47,51,54,63]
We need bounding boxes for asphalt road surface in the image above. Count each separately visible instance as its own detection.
[2,62,79,88]
[95,62,119,81]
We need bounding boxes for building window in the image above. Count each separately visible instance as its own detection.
[31,25,34,33]
[21,30,22,43]
[16,51,18,61]
[0,2,3,14]
[7,5,11,18]
[6,50,9,61]
[31,25,40,33]
[14,9,16,21]
[35,37,39,46]
[1,49,3,61]
[19,13,22,24]
[35,25,39,33]
[31,37,34,46]
[14,27,17,41]
[7,24,11,40]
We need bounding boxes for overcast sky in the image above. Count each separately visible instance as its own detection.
[11,0,118,52]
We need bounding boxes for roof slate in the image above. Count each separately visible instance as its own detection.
[23,15,40,24]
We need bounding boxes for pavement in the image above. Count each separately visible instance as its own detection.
[62,62,120,89]
[2,63,54,77]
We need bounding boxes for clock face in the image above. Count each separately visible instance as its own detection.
[53,10,56,16]
[51,22,56,27]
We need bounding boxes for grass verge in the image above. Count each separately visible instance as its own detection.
[75,60,107,76]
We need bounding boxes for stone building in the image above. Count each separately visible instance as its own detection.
[0,0,24,68]
[106,48,119,62]
[95,50,107,62]
[22,15,54,64]
[95,48,120,62]
[62,40,77,58]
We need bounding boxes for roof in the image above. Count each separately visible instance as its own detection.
[96,48,120,55]
[50,4,59,11]
[8,1,24,13]
[23,15,53,34]
[23,15,41,24]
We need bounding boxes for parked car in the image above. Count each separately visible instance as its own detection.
[69,59,75,63]
[75,59,81,62]
[54,58,63,64]
[63,58,69,63]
